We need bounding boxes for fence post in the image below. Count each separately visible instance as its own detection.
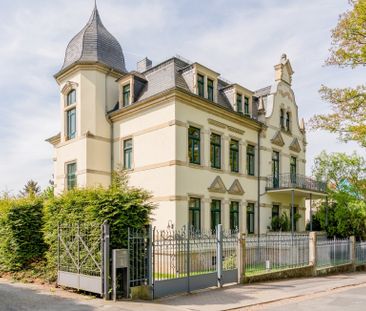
[217,224,223,288]
[350,236,356,271]
[237,232,246,284]
[187,226,190,293]
[103,220,110,300]
[309,231,317,276]
[147,225,153,287]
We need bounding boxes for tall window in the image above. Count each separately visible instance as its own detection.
[290,156,297,184]
[272,151,280,188]
[286,112,291,132]
[189,197,201,232]
[123,139,133,169]
[188,126,201,164]
[272,205,280,219]
[230,139,239,172]
[246,145,255,176]
[67,108,76,139]
[247,203,255,234]
[244,96,250,115]
[236,94,243,113]
[211,200,221,231]
[210,133,221,169]
[207,79,214,101]
[280,109,285,129]
[66,162,77,190]
[230,201,239,231]
[197,74,204,97]
[123,84,130,107]
[67,90,76,106]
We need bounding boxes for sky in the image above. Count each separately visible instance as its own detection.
[0,0,364,194]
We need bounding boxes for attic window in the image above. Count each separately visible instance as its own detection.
[244,97,250,115]
[197,74,204,97]
[207,79,214,101]
[236,94,243,113]
[123,84,130,107]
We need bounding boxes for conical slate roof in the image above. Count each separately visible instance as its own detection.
[60,5,127,74]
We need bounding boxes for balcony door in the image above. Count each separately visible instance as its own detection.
[290,156,297,185]
[272,151,280,188]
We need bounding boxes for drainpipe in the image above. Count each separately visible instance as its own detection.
[257,129,261,236]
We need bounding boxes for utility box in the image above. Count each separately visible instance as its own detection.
[112,249,129,300]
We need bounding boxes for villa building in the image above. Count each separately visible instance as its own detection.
[47,5,326,234]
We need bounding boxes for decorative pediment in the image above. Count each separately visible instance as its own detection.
[289,138,301,153]
[208,176,226,193]
[271,131,285,147]
[228,179,244,195]
[61,81,79,95]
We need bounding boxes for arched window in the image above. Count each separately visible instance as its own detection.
[286,112,291,132]
[67,90,76,106]
[280,109,285,129]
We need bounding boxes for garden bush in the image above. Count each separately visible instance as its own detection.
[0,198,46,272]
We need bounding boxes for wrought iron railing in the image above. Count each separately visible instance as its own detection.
[266,173,326,193]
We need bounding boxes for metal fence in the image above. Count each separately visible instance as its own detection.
[245,233,309,275]
[356,241,366,265]
[316,237,351,267]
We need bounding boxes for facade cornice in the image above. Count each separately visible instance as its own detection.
[109,87,264,131]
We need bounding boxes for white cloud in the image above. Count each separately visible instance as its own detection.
[0,0,364,193]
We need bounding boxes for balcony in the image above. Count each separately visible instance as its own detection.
[266,173,327,195]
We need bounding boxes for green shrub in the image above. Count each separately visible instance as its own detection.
[0,198,46,271]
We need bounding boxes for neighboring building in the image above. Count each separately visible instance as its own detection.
[47,5,326,234]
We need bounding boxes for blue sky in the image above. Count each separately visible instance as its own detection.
[0,0,364,194]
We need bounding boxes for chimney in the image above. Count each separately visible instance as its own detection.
[137,57,152,73]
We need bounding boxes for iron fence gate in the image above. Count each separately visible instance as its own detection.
[152,225,238,299]
[57,221,109,296]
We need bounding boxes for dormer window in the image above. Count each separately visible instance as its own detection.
[67,90,76,106]
[122,84,130,107]
[207,79,214,101]
[286,112,291,132]
[244,96,250,116]
[197,74,204,97]
[280,109,285,129]
[236,94,243,113]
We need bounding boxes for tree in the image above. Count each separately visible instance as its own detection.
[311,151,366,238]
[310,0,366,147]
[19,180,41,198]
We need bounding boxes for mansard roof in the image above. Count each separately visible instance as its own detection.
[57,5,127,76]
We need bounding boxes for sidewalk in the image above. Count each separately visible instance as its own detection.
[1,272,366,311]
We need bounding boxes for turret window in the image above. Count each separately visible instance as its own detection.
[66,108,76,140]
[67,90,76,106]
[286,112,291,132]
[280,109,285,129]
[66,162,77,190]
[123,84,130,107]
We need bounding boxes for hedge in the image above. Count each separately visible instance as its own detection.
[0,198,46,271]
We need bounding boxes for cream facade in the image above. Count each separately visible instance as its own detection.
[48,6,326,234]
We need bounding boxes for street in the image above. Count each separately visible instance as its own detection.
[1,272,366,311]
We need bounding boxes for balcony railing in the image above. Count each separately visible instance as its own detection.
[266,173,327,193]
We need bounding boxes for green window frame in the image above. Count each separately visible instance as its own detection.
[189,197,201,232]
[246,145,255,176]
[230,139,239,172]
[210,133,221,169]
[123,138,133,169]
[66,108,76,140]
[247,203,255,234]
[67,90,76,106]
[207,79,214,101]
[290,156,297,183]
[272,151,280,188]
[211,199,221,231]
[123,84,130,107]
[236,93,243,113]
[280,109,285,129]
[188,126,201,164]
[197,74,205,97]
[244,96,250,115]
[272,205,280,219]
[286,112,291,132]
[230,201,240,231]
[66,162,77,190]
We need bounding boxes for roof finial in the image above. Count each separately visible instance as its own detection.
[94,0,97,9]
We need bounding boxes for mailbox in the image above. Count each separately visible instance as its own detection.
[112,249,129,300]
